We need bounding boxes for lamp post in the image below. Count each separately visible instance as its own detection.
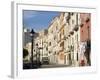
[30,29,35,68]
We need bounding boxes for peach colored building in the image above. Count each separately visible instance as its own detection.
[80,13,91,66]
[80,13,91,42]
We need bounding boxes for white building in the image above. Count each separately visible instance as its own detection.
[23,28,32,48]
[63,12,81,66]
[34,30,48,62]
[23,28,32,61]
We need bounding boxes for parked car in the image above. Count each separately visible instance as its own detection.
[42,57,49,64]
[23,60,42,69]
[23,61,32,69]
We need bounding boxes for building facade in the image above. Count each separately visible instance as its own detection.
[23,28,32,62]
[48,17,59,64]
[80,13,91,66]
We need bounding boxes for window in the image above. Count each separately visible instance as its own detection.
[46,47,48,51]
[60,41,64,50]
[72,19,74,24]
[80,23,83,28]
[56,26,58,30]
[49,51,51,54]
[60,34,61,40]
[66,13,71,24]
[51,30,53,33]
[77,34,78,42]
[71,13,74,15]
[54,36,56,40]
[77,52,78,61]
[49,42,51,46]
[62,29,64,35]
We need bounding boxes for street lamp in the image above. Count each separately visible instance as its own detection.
[30,29,35,68]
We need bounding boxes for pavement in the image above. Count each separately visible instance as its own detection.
[23,62,73,69]
[40,64,71,68]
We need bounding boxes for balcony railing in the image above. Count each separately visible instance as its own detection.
[68,45,74,52]
[85,17,90,23]
[73,25,79,31]
[80,23,83,28]
[59,46,64,51]
[69,29,74,35]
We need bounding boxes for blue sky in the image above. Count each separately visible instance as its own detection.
[23,10,60,32]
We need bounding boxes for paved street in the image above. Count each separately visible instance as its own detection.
[23,63,72,69]
[41,64,71,68]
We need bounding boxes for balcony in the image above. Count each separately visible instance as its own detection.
[73,25,79,32]
[59,41,64,51]
[80,23,84,28]
[67,45,74,52]
[85,17,90,23]
[68,34,70,37]
[59,46,64,51]
[66,13,71,23]
[66,48,71,53]
[58,35,64,43]
[69,29,74,35]
[64,36,68,40]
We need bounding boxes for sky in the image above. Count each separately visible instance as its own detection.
[23,10,60,32]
